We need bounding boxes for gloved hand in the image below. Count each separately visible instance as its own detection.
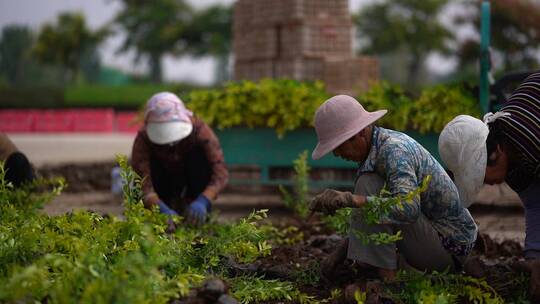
[309,189,355,215]
[158,201,179,216]
[185,194,211,226]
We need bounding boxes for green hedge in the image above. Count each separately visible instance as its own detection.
[186,79,481,134]
[0,84,204,110]
[65,84,203,110]
[358,81,481,133]
[0,86,65,109]
[186,79,329,137]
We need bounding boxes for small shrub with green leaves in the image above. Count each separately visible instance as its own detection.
[411,84,481,133]
[230,276,317,304]
[358,81,414,131]
[279,150,311,219]
[388,270,504,304]
[323,176,431,246]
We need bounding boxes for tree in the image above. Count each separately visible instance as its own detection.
[34,13,107,82]
[113,0,193,83]
[455,0,540,75]
[0,25,33,84]
[183,5,232,83]
[354,0,453,87]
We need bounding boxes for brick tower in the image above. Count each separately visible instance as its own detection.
[233,0,378,95]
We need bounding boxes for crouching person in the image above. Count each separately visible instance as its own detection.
[1,133,34,188]
[309,95,477,280]
[131,92,228,228]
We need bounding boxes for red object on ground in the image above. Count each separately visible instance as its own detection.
[34,110,74,132]
[0,110,36,132]
[115,111,142,133]
[72,109,114,132]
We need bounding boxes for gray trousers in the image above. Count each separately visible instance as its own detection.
[347,173,456,271]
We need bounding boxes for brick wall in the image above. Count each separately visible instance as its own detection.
[233,0,378,94]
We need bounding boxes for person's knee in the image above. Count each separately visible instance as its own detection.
[5,152,34,187]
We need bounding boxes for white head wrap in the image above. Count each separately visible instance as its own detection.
[439,115,490,207]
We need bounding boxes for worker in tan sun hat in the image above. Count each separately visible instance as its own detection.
[309,95,477,281]
[131,92,228,229]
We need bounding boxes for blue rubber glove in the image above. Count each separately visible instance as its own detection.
[158,201,178,216]
[185,194,211,226]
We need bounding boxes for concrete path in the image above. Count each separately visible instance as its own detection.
[10,133,134,166]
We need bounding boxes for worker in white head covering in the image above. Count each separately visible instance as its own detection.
[438,115,489,208]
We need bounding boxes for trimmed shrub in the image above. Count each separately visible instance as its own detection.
[0,86,64,108]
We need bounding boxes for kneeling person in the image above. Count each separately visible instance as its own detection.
[309,95,477,279]
[1,133,34,188]
[131,92,228,226]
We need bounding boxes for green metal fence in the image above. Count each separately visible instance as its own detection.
[216,127,440,187]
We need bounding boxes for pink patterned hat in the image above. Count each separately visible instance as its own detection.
[144,92,193,144]
[312,95,387,160]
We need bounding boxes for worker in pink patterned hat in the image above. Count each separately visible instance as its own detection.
[309,95,477,281]
[131,92,228,229]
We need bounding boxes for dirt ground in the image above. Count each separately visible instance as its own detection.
[36,159,526,245]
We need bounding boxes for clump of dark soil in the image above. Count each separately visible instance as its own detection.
[38,161,115,193]
[173,278,239,304]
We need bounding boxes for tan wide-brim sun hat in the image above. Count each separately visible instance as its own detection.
[312,95,387,160]
[439,115,489,208]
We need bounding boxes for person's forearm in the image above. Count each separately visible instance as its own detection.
[351,194,367,208]
[202,189,217,201]
[144,192,160,208]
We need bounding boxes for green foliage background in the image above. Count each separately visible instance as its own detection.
[188,79,481,135]
[0,79,481,135]
[187,79,328,137]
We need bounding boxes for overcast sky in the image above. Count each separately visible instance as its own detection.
[0,0,449,84]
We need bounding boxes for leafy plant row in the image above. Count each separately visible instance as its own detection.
[0,157,315,304]
[0,155,509,303]
[187,79,481,136]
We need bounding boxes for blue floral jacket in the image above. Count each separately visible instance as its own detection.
[358,127,478,255]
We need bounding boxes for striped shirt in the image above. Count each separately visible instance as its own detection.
[496,71,540,258]
[498,71,540,180]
